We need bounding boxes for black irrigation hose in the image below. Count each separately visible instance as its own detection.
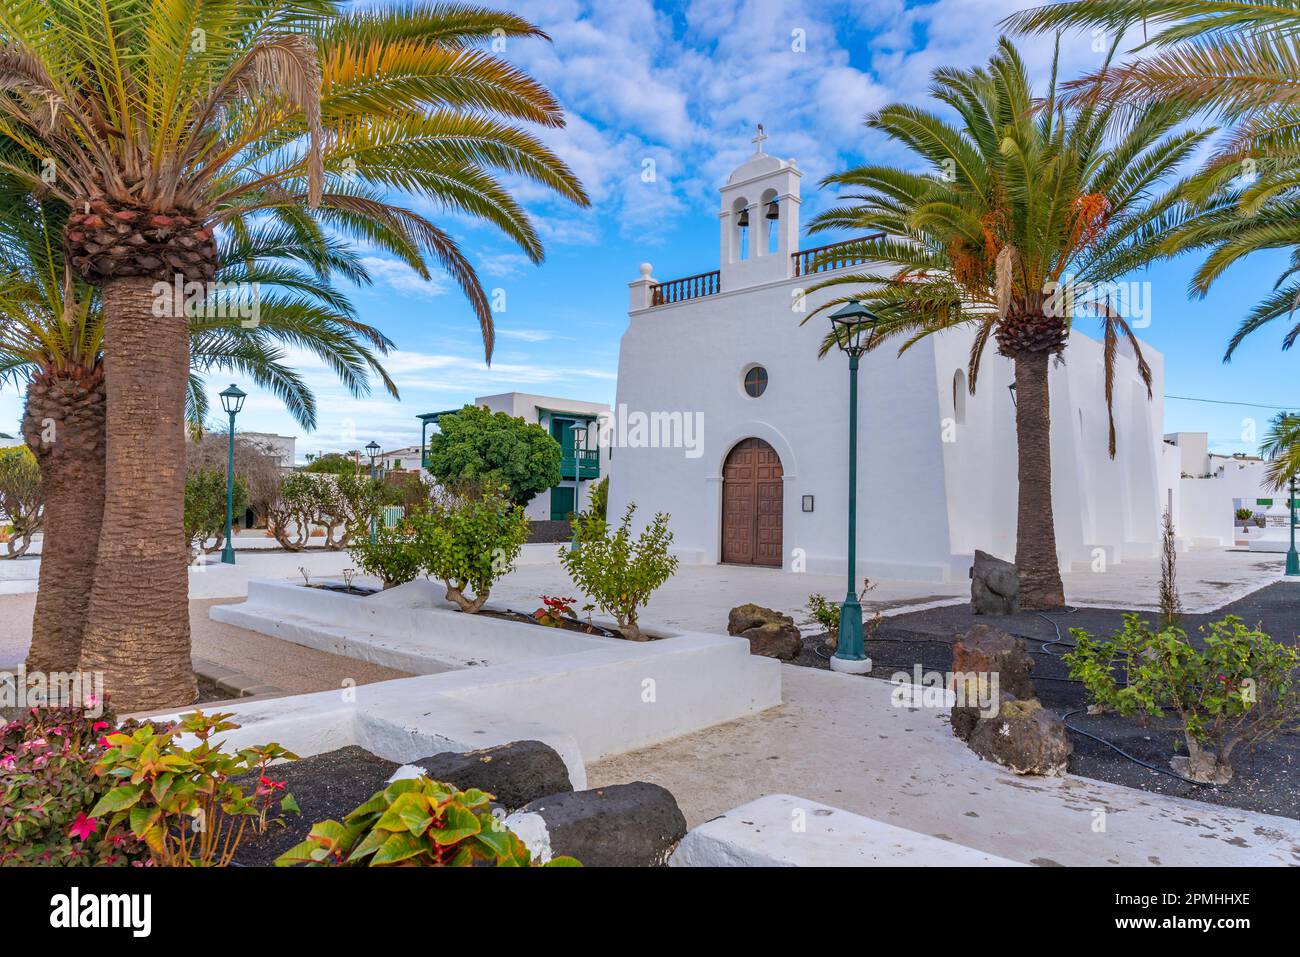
[815,606,1211,787]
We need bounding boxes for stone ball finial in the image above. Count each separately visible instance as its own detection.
[639,263,653,279]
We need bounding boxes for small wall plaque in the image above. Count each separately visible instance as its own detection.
[801,495,814,513]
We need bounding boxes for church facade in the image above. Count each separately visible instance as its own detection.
[605,140,1168,583]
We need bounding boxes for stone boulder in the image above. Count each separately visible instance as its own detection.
[410,740,573,811]
[970,549,1018,615]
[727,603,802,660]
[967,698,1071,776]
[505,782,688,867]
[949,624,1035,740]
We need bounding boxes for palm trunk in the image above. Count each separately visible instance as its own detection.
[22,364,107,673]
[78,277,196,711]
[1013,351,1065,610]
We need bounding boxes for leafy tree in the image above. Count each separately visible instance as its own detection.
[303,453,361,476]
[803,39,1206,609]
[424,405,562,506]
[560,504,678,641]
[0,445,42,557]
[0,0,587,710]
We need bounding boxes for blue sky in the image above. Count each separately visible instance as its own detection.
[2,0,1295,457]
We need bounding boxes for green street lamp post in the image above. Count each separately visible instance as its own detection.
[218,384,246,565]
[366,440,382,544]
[828,301,879,674]
[1288,476,1299,577]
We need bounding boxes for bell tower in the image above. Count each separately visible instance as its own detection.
[719,125,802,290]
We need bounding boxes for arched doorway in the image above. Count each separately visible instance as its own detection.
[721,438,783,566]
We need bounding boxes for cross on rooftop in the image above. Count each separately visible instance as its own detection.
[752,123,767,154]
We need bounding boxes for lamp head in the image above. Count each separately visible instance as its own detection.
[219,383,246,416]
[828,300,879,357]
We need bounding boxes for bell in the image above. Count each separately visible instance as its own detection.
[765,200,779,220]
[736,208,750,228]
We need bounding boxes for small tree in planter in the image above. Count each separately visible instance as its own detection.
[0,445,43,558]
[1066,614,1300,783]
[348,519,423,590]
[560,504,678,641]
[416,487,528,612]
[1234,507,1253,532]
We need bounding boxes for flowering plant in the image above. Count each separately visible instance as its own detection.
[0,702,148,866]
[533,595,577,627]
[91,710,299,867]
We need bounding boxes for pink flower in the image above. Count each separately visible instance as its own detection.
[92,721,110,733]
[98,737,111,749]
[0,754,15,770]
[69,812,98,842]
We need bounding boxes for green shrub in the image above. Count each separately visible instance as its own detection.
[347,519,423,589]
[587,475,609,520]
[275,776,578,867]
[1066,614,1300,783]
[92,711,298,867]
[0,703,149,866]
[0,445,42,558]
[560,504,678,641]
[415,487,529,612]
[184,468,248,557]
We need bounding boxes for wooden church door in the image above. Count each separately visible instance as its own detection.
[721,438,783,567]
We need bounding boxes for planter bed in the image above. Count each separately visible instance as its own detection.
[207,578,781,769]
[231,746,400,866]
[795,581,1300,820]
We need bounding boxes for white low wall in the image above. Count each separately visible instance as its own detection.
[205,578,782,772]
[669,794,1026,867]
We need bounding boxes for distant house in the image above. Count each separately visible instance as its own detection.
[240,431,296,470]
[419,392,611,522]
[378,445,422,474]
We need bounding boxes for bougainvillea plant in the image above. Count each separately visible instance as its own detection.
[91,710,299,867]
[0,702,149,866]
[275,776,579,867]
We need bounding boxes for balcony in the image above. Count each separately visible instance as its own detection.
[650,270,720,306]
[561,448,601,480]
[791,234,885,277]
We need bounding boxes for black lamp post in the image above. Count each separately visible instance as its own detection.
[219,384,246,565]
[366,440,381,544]
[827,300,879,674]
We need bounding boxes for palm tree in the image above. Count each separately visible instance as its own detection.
[0,186,397,677]
[1006,3,1300,358]
[804,38,1207,609]
[0,1,588,709]
[1260,410,1300,491]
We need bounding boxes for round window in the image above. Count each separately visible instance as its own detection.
[743,365,768,398]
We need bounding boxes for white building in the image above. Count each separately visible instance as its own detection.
[1161,431,1286,547]
[420,392,611,523]
[607,140,1168,583]
[241,431,295,470]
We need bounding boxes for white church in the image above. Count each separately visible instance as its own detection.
[605,136,1174,584]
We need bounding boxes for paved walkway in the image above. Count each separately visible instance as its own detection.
[0,594,409,696]
[588,664,1300,866]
